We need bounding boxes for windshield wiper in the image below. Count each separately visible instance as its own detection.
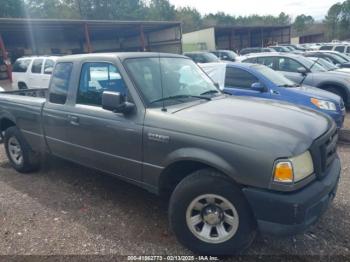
[278,84,298,88]
[200,90,220,96]
[150,95,211,105]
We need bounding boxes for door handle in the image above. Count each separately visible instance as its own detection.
[68,115,80,126]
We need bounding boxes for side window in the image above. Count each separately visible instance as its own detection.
[193,55,205,63]
[277,58,303,72]
[44,59,55,74]
[346,47,350,54]
[335,46,345,53]
[31,59,44,74]
[243,57,257,63]
[320,46,333,50]
[77,62,127,107]
[257,57,274,69]
[12,59,31,73]
[49,62,73,105]
[225,68,258,89]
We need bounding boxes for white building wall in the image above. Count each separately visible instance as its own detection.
[182,28,216,51]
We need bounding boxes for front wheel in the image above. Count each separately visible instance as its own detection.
[169,169,257,255]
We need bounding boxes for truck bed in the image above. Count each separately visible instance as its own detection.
[0,89,47,152]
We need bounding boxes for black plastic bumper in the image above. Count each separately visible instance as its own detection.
[243,156,341,236]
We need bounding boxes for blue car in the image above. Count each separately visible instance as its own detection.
[200,62,346,128]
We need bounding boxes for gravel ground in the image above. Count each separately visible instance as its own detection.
[0,113,349,260]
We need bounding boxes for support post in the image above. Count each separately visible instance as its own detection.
[248,30,252,47]
[140,24,146,51]
[84,23,92,53]
[0,34,12,82]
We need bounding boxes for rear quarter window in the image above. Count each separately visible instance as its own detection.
[12,59,31,73]
[49,62,73,105]
[243,57,257,63]
[320,45,333,51]
[335,46,345,53]
[31,59,44,74]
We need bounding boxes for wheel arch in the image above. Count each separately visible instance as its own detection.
[0,115,16,133]
[158,148,239,197]
[317,81,349,102]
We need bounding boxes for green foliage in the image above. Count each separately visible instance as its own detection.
[176,7,202,33]
[1,0,292,33]
[146,0,176,21]
[0,0,25,18]
[324,0,350,40]
[293,14,315,33]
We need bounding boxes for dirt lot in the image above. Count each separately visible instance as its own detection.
[0,114,349,260]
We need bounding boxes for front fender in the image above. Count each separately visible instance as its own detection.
[163,147,239,180]
[0,111,17,128]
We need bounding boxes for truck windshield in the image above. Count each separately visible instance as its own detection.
[253,65,297,87]
[125,57,219,107]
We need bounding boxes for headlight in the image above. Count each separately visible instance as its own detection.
[273,151,314,183]
[311,98,336,111]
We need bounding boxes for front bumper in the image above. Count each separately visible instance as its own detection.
[243,156,341,236]
[325,109,345,128]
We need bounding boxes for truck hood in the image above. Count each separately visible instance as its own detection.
[146,96,331,156]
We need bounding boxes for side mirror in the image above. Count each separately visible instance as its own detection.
[44,67,53,74]
[251,82,267,92]
[297,67,308,76]
[214,82,220,89]
[102,91,134,114]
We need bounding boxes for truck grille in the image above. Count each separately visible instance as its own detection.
[310,125,338,179]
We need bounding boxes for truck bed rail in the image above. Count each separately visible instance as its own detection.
[0,89,48,98]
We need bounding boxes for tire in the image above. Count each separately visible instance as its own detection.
[18,82,28,90]
[4,126,40,173]
[169,169,256,255]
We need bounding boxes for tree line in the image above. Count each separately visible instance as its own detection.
[324,0,350,40]
[0,0,349,40]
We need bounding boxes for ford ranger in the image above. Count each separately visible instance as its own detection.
[0,53,341,255]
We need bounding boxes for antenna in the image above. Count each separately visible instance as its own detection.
[300,57,319,86]
[158,54,167,112]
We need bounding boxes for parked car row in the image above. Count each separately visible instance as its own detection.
[0,52,342,256]
[183,49,349,129]
[241,53,350,110]
[200,61,346,128]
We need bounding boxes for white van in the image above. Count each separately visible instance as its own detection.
[12,56,59,89]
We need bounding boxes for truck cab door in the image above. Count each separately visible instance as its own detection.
[58,62,143,182]
[223,67,271,99]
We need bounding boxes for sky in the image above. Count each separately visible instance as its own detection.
[169,0,340,20]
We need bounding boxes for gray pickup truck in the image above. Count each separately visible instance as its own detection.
[0,53,341,255]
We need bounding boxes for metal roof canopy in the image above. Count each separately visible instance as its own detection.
[211,25,292,50]
[0,18,181,39]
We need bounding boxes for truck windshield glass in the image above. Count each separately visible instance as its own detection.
[254,65,297,87]
[125,57,219,107]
